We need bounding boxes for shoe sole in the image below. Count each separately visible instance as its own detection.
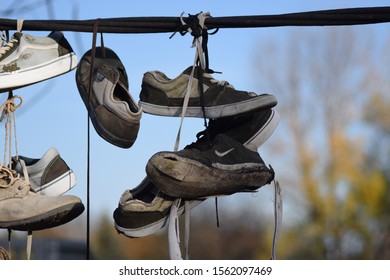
[34,170,77,196]
[0,53,78,92]
[244,109,280,150]
[139,95,277,119]
[0,202,85,231]
[147,155,274,199]
[114,200,203,238]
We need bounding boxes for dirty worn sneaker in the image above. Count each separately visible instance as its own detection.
[113,176,203,238]
[76,47,142,148]
[0,31,78,92]
[146,134,274,199]
[11,147,76,196]
[0,165,84,231]
[139,66,277,118]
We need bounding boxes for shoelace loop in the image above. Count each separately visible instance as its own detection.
[0,164,24,189]
[0,36,19,58]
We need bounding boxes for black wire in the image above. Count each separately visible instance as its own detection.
[1,7,390,33]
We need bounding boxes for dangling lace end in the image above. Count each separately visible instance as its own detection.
[215,197,220,228]
[26,230,33,260]
[168,198,183,260]
[271,179,283,260]
[7,228,12,260]
[184,200,191,260]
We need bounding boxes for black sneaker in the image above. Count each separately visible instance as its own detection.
[139,66,277,118]
[146,134,274,199]
[76,47,142,148]
[202,108,279,151]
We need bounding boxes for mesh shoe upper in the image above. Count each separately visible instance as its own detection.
[139,66,277,118]
[146,134,274,198]
[76,47,142,148]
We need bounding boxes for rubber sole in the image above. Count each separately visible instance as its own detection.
[139,95,277,119]
[0,53,78,92]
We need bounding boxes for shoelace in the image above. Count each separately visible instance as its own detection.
[0,36,18,58]
[0,19,23,59]
[169,12,211,260]
[271,178,283,260]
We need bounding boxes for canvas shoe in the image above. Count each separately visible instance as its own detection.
[11,147,76,196]
[146,134,274,199]
[76,47,142,148]
[113,176,203,238]
[139,66,277,118]
[0,165,84,231]
[0,31,78,92]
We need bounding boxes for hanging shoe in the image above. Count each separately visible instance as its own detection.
[146,134,274,199]
[0,31,78,93]
[114,108,278,236]
[113,176,203,238]
[0,165,84,231]
[11,147,76,196]
[202,108,279,151]
[76,47,142,148]
[139,66,277,118]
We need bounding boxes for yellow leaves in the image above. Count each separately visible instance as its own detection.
[353,171,386,216]
[328,131,364,183]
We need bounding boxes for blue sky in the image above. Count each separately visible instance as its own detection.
[1,0,390,234]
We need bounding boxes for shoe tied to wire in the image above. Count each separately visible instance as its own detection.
[76,47,142,148]
[139,66,277,118]
[0,31,78,93]
[146,134,275,199]
[0,164,84,231]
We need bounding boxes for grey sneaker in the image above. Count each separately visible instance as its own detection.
[11,147,76,196]
[0,31,78,92]
[76,47,142,148]
[139,66,277,118]
[146,134,274,199]
[113,176,203,238]
[0,165,84,231]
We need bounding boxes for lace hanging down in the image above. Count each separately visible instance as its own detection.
[168,12,213,261]
[0,94,22,166]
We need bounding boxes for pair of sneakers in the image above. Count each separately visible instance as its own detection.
[114,106,279,237]
[0,148,83,231]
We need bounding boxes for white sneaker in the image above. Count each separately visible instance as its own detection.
[0,31,78,92]
[12,147,76,196]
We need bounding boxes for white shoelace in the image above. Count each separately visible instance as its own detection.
[0,19,23,58]
[271,179,283,260]
[168,12,210,260]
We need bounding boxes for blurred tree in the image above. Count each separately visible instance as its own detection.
[254,26,390,259]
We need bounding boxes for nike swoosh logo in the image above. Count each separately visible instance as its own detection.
[215,148,235,157]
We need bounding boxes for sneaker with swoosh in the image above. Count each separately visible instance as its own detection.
[146,134,274,198]
[113,108,278,237]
